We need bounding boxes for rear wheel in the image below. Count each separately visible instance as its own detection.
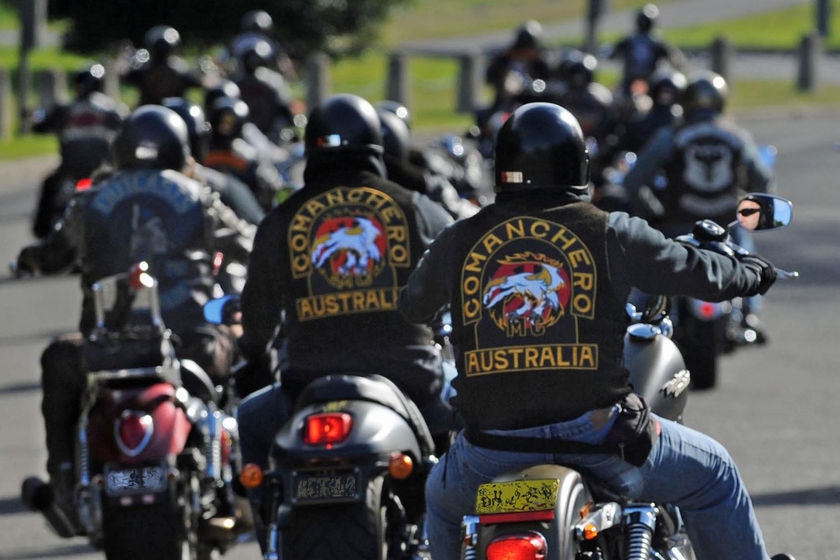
[285,476,392,560]
[102,499,187,560]
[676,307,722,390]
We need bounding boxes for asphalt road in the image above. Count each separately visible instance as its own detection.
[1,108,840,558]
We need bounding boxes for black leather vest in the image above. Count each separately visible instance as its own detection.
[449,201,629,430]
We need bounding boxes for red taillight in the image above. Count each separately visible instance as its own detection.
[115,411,154,456]
[303,412,353,446]
[75,177,93,191]
[486,532,547,560]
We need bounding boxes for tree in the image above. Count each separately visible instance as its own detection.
[45,0,411,60]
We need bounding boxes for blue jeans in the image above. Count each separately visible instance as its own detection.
[425,414,771,560]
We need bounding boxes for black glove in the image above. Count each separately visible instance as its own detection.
[740,254,777,296]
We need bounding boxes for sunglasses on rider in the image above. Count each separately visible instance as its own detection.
[738,208,761,217]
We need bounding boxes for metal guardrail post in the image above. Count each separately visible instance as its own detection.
[0,68,9,139]
[386,51,410,106]
[710,36,733,82]
[306,52,332,111]
[797,32,821,92]
[457,51,484,114]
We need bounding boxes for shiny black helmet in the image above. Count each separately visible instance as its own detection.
[494,102,590,195]
[240,39,274,73]
[74,63,105,96]
[204,80,241,114]
[144,25,180,59]
[240,10,274,34]
[377,109,411,161]
[564,52,598,89]
[636,4,659,33]
[682,70,728,117]
[512,20,543,50]
[208,96,250,141]
[648,68,687,106]
[162,97,210,163]
[112,105,191,171]
[304,94,383,157]
[375,100,412,130]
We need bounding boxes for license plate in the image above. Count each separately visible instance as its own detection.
[475,478,560,514]
[291,469,361,505]
[105,464,168,496]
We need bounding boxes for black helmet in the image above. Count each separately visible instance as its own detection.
[204,80,241,114]
[240,10,274,34]
[144,25,180,58]
[375,100,412,130]
[377,109,411,161]
[208,96,250,141]
[635,4,659,33]
[563,52,597,89]
[304,94,383,157]
[240,39,274,73]
[512,20,542,50]
[648,68,687,106]
[494,102,590,195]
[112,105,191,171]
[682,70,728,117]
[162,97,210,163]
[74,63,105,96]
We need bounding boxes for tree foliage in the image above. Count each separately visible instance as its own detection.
[45,0,411,59]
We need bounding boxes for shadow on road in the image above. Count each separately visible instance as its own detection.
[753,485,840,507]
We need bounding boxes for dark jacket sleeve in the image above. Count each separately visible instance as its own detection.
[239,213,283,359]
[606,211,762,301]
[399,223,456,324]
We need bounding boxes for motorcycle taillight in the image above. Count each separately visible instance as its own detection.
[303,412,352,446]
[486,532,547,560]
[115,411,154,456]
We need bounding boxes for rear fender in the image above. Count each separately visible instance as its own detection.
[86,383,192,464]
[472,464,593,560]
[272,399,423,465]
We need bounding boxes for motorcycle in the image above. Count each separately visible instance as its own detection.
[457,193,795,560]
[21,262,243,560]
[208,296,449,560]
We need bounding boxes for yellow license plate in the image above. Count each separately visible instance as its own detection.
[475,478,560,514]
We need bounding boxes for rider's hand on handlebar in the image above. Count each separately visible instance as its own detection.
[739,254,777,296]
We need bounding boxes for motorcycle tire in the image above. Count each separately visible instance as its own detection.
[679,317,720,390]
[285,475,393,560]
[102,500,190,560]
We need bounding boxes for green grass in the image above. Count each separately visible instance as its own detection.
[4,0,840,160]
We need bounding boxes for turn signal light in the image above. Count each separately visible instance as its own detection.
[303,412,353,446]
[581,523,599,541]
[486,532,547,560]
[239,463,264,489]
[388,452,413,479]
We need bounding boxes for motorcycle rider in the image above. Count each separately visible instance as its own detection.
[16,105,248,528]
[234,93,454,545]
[123,25,203,106]
[162,96,266,225]
[30,63,130,238]
[479,20,552,128]
[623,70,774,338]
[203,94,287,211]
[607,4,685,96]
[233,39,297,145]
[230,9,298,82]
[377,107,479,220]
[398,102,793,560]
